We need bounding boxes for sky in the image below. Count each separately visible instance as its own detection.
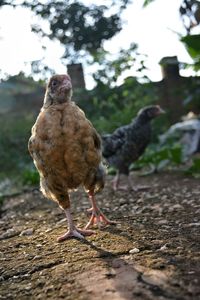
[0,0,195,89]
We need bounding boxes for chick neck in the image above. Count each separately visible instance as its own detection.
[43,90,72,109]
[133,113,153,126]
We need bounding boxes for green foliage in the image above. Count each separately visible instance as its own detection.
[178,1,200,72]
[0,113,34,177]
[92,43,141,86]
[1,0,133,76]
[182,79,200,111]
[131,143,183,173]
[181,34,200,70]
[179,0,200,33]
[0,195,4,207]
[81,76,159,135]
[143,0,155,7]
[23,0,130,60]
[185,157,200,177]
[22,167,39,186]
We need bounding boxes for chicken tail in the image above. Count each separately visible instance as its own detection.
[84,163,106,194]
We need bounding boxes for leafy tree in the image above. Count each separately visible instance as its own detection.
[91,43,147,87]
[179,1,200,71]
[143,0,200,70]
[142,0,155,7]
[0,0,134,77]
[80,76,159,134]
[179,0,200,34]
[22,0,131,61]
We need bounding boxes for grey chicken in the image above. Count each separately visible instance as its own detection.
[102,105,165,190]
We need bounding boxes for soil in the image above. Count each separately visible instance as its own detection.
[0,172,199,300]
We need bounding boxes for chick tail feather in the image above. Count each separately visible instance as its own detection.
[84,163,106,194]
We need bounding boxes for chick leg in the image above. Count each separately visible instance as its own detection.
[112,172,120,191]
[57,208,94,242]
[113,173,149,191]
[112,172,132,191]
[85,192,115,229]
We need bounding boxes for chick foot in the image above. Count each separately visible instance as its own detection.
[85,191,115,229]
[57,227,94,242]
[132,185,150,192]
[112,175,132,191]
[85,207,115,229]
[58,207,94,242]
[115,184,150,191]
[112,173,150,191]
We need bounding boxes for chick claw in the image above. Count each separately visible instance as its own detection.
[57,227,94,242]
[85,207,115,229]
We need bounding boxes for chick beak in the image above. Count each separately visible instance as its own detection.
[60,79,72,91]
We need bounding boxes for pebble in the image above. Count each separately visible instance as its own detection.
[157,219,168,225]
[25,283,32,291]
[129,248,140,254]
[159,244,168,251]
[33,255,42,260]
[71,248,79,252]
[183,222,200,228]
[104,269,116,278]
[20,228,34,236]
[56,218,66,225]
[0,228,17,239]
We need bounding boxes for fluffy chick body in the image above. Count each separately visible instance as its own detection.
[29,101,102,208]
[28,75,112,241]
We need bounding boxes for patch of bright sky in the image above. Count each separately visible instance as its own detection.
[0,0,196,89]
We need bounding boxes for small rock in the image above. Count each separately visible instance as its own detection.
[20,228,34,236]
[45,285,54,292]
[0,228,17,239]
[25,283,32,291]
[104,269,116,278]
[72,247,78,251]
[33,255,42,260]
[56,218,66,225]
[157,219,168,225]
[45,228,53,233]
[159,244,168,251]
[129,248,140,254]
[22,274,31,278]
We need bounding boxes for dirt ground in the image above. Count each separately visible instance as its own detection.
[0,172,199,300]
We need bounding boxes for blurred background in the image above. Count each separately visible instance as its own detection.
[0,0,200,195]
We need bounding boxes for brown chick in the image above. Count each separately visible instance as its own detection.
[28,74,113,242]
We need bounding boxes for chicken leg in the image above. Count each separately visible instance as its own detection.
[112,172,132,191]
[112,172,150,191]
[85,191,115,229]
[57,208,94,242]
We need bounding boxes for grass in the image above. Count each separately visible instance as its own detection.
[0,112,36,183]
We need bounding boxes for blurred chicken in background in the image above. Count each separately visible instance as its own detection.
[102,105,165,190]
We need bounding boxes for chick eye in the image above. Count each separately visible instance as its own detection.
[52,80,57,87]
